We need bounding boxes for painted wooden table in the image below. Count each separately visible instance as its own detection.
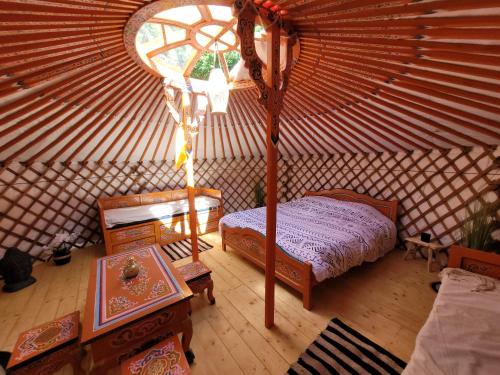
[80,244,193,373]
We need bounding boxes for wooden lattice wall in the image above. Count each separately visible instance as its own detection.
[0,146,498,259]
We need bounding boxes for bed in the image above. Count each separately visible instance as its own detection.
[404,246,500,374]
[98,188,223,255]
[219,189,398,309]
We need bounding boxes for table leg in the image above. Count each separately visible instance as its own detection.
[207,278,215,305]
[181,316,195,364]
[427,247,434,272]
[404,243,417,260]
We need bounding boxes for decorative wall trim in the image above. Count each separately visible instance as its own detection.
[0,147,498,259]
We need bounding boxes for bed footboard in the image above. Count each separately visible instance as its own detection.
[221,225,315,309]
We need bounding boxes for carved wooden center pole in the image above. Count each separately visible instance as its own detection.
[263,20,281,328]
[235,0,295,328]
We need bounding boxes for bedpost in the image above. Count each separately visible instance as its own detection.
[302,262,313,310]
[221,227,227,252]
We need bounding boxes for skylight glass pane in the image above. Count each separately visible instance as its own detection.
[156,6,201,25]
[196,33,212,47]
[152,44,196,72]
[208,5,234,22]
[136,23,164,54]
[164,25,186,44]
[220,31,236,46]
[201,25,223,37]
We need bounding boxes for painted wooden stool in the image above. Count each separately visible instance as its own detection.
[121,335,190,374]
[176,261,215,308]
[6,311,81,375]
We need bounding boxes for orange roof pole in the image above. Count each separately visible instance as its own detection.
[264,19,280,329]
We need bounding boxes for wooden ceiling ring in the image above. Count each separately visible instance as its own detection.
[123,0,233,78]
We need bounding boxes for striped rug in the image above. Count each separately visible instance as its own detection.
[288,318,406,375]
[161,238,213,262]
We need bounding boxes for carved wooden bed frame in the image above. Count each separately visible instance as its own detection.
[448,245,500,279]
[220,189,398,310]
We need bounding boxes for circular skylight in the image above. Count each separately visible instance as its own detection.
[135,5,242,82]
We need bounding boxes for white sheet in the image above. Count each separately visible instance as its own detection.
[219,196,396,282]
[104,196,220,228]
[403,268,500,375]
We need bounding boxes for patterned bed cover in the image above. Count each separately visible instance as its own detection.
[219,196,396,282]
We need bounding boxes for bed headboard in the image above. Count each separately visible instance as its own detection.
[304,189,398,224]
[448,245,500,279]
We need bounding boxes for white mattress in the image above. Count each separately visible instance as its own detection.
[104,196,220,228]
[219,196,396,282]
[404,268,500,375]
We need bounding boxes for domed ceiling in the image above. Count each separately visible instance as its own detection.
[0,0,499,163]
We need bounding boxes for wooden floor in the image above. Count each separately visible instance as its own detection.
[0,233,438,374]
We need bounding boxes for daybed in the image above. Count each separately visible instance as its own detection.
[98,188,223,255]
[219,189,398,309]
[404,246,500,375]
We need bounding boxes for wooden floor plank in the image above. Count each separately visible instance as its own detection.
[0,233,438,373]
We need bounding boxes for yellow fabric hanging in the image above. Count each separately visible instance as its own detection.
[175,124,188,169]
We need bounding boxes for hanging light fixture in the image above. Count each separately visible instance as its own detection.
[207,42,229,114]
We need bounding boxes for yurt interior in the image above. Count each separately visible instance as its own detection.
[1,1,500,374]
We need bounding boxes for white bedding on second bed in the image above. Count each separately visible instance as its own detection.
[219,196,396,282]
[403,268,500,375]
